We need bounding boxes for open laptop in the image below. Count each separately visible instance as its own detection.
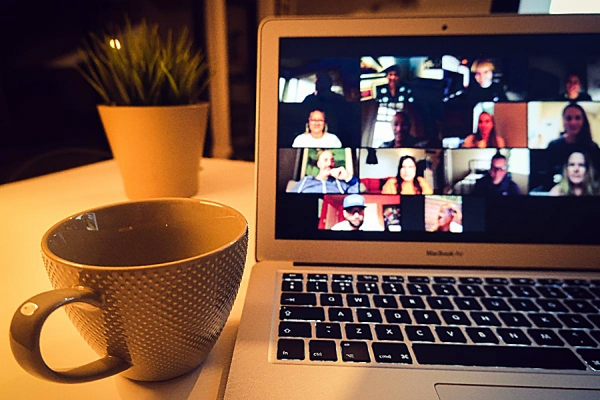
[224,13,600,400]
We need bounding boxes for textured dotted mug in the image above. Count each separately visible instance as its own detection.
[10,198,248,383]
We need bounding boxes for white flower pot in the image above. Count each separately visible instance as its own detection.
[98,103,209,199]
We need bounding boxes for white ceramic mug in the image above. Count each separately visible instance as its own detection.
[10,198,248,383]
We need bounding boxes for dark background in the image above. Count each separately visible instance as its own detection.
[0,0,258,184]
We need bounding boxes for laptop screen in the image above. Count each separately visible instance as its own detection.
[274,30,600,247]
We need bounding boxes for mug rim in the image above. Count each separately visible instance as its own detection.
[41,198,248,271]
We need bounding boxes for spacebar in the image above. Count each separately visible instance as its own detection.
[412,344,586,370]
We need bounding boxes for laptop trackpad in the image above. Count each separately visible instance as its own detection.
[435,384,600,400]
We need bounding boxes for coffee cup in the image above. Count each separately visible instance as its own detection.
[10,198,248,383]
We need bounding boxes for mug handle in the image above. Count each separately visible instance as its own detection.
[10,286,131,383]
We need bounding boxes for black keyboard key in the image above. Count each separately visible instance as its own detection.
[564,279,589,286]
[309,340,337,361]
[281,280,303,292]
[381,283,405,295]
[481,298,510,312]
[331,282,354,293]
[341,341,370,363]
[466,327,499,344]
[413,310,442,325]
[407,284,432,296]
[558,314,593,329]
[459,277,482,284]
[565,300,597,314]
[432,284,458,296]
[510,285,539,298]
[537,299,568,313]
[592,331,600,343]
[277,339,305,360]
[320,293,343,306]
[280,306,325,321]
[356,308,383,323]
[497,328,531,345]
[375,324,404,341]
[412,343,585,370]
[564,286,594,300]
[385,309,412,324]
[383,275,404,283]
[538,278,562,286]
[509,298,539,312]
[471,312,502,327]
[485,277,509,285]
[427,296,454,310]
[458,284,485,297]
[306,281,328,292]
[279,322,312,338]
[529,313,563,328]
[559,330,597,347]
[373,295,399,308]
[405,325,435,342]
[436,326,467,343]
[282,273,303,280]
[528,329,564,346]
[281,292,317,306]
[589,315,600,329]
[577,349,600,371]
[316,323,342,339]
[511,278,535,285]
[499,312,532,328]
[372,343,413,364]
[345,323,373,340]
[454,297,482,311]
[538,286,567,299]
[484,285,512,297]
[400,296,426,309]
[408,276,430,283]
[328,307,354,322]
[332,274,353,282]
[347,294,371,307]
[433,277,456,284]
[441,311,471,326]
[307,274,328,281]
[357,282,379,294]
[357,275,378,282]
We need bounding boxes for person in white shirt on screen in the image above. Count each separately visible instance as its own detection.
[331,194,384,231]
[292,110,342,148]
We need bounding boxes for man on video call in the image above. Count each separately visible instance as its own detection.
[331,194,384,231]
[293,149,359,194]
[473,153,521,196]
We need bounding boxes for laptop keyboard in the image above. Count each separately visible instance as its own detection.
[275,272,600,372]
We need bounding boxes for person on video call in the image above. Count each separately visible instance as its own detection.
[464,59,507,103]
[382,155,433,195]
[554,72,592,101]
[379,111,417,148]
[549,151,598,196]
[331,194,384,231]
[375,65,412,103]
[302,72,346,105]
[433,203,463,233]
[292,149,358,194]
[462,111,506,148]
[546,103,600,179]
[473,153,520,196]
[292,110,342,148]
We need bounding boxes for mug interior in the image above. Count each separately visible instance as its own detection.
[44,199,247,267]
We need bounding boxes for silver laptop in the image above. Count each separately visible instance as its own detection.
[225,14,600,399]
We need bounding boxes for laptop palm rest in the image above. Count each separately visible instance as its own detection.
[435,384,600,400]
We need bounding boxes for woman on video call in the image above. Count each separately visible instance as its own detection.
[382,155,433,195]
[462,111,506,148]
[549,151,598,196]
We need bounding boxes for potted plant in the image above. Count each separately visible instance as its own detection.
[77,19,210,199]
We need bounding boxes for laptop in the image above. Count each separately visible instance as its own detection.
[224,13,600,399]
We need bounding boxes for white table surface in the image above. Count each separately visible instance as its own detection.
[0,158,256,400]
